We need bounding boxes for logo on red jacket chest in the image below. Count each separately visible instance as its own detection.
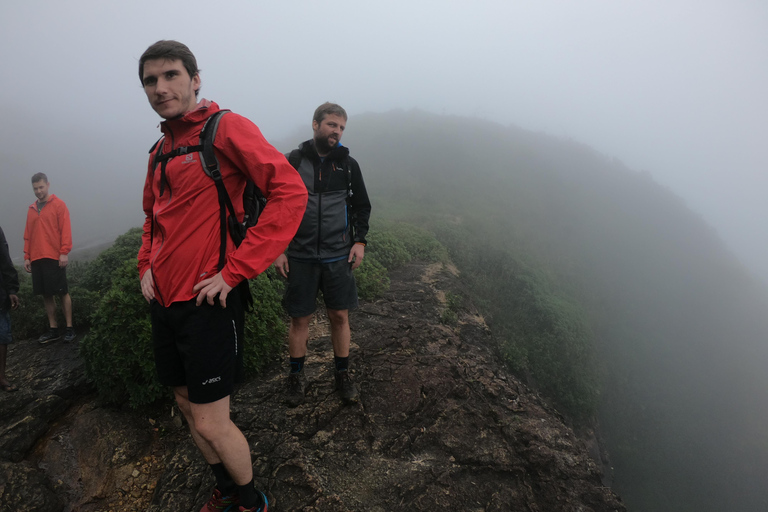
[182,154,197,164]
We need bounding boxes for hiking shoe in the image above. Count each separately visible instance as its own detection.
[335,369,359,404]
[38,328,61,344]
[286,370,307,407]
[63,327,76,342]
[237,491,268,512]
[200,488,238,512]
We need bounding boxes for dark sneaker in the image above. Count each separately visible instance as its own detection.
[286,370,307,407]
[63,327,77,342]
[335,369,359,404]
[200,488,238,512]
[237,491,268,512]
[38,328,61,345]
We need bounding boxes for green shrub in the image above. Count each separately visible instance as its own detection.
[80,259,161,407]
[80,227,143,293]
[366,230,412,270]
[355,256,390,300]
[243,268,287,373]
[384,223,449,263]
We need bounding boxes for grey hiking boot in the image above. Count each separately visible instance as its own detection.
[38,328,61,344]
[286,370,307,407]
[335,369,359,404]
[63,327,76,342]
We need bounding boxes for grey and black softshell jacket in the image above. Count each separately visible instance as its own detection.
[286,140,371,260]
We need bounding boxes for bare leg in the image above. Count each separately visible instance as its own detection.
[43,295,57,328]
[288,315,312,358]
[175,388,253,485]
[61,293,73,328]
[174,387,220,463]
[326,308,350,357]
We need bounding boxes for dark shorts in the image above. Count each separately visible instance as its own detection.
[31,258,69,296]
[284,258,358,318]
[0,309,12,345]
[150,291,244,404]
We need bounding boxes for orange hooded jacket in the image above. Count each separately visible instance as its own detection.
[23,194,72,262]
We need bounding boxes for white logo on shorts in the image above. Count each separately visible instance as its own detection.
[202,376,222,385]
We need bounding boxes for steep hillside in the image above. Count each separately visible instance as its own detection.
[335,110,768,511]
[0,261,623,511]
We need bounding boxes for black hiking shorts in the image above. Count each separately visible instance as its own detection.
[31,258,68,296]
[283,257,358,317]
[150,291,244,404]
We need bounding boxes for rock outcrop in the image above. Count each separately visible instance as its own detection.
[0,262,624,511]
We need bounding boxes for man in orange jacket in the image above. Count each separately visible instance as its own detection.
[23,173,74,344]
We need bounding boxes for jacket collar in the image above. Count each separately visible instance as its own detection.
[299,139,350,163]
[160,99,220,136]
[29,194,58,209]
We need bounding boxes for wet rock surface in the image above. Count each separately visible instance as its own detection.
[1,262,624,511]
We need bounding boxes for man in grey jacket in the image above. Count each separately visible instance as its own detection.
[274,102,371,406]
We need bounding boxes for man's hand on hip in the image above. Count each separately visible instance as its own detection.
[193,273,233,308]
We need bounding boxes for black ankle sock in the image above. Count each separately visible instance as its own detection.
[210,462,237,496]
[238,479,262,508]
[334,356,349,372]
[290,356,305,373]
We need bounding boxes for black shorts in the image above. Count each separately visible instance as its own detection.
[284,258,358,318]
[31,258,68,296]
[150,291,244,404]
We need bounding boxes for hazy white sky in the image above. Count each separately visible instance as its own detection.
[1,1,766,279]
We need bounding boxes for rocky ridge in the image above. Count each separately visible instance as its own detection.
[0,261,624,511]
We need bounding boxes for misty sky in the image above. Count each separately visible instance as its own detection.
[1,1,766,280]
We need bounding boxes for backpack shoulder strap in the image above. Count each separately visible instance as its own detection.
[199,110,230,179]
[287,149,303,170]
[149,136,165,173]
[197,110,238,272]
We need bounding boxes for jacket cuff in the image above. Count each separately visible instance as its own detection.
[220,268,241,289]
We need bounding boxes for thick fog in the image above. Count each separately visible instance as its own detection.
[1,0,766,279]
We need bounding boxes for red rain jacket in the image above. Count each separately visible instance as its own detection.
[138,101,307,307]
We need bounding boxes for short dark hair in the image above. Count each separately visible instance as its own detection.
[139,40,200,95]
[31,172,48,184]
[313,102,347,125]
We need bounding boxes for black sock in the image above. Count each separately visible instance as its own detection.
[334,356,349,372]
[238,479,263,508]
[210,463,237,496]
[290,356,305,373]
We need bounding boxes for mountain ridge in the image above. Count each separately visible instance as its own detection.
[0,261,624,511]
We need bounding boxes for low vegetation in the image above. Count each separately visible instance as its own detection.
[9,219,600,424]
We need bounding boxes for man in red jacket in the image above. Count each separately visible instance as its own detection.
[138,40,306,512]
[23,173,75,344]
